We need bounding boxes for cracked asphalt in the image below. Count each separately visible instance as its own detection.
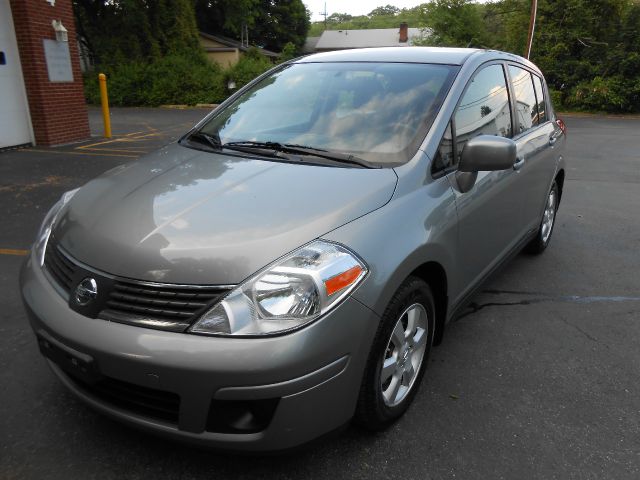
[1,109,639,479]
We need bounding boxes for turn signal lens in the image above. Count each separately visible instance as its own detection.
[324,265,364,296]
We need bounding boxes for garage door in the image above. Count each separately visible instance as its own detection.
[0,0,33,148]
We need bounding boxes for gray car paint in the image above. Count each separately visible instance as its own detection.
[21,47,566,451]
[55,144,397,284]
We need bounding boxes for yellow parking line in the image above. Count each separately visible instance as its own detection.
[0,248,29,256]
[80,148,149,154]
[126,132,162,139]
[77,138,123,149]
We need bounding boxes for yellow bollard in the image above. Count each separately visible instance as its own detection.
[98,73,112,138]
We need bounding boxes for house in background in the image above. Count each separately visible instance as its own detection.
[304,23,428,53]
[199,32,279,68]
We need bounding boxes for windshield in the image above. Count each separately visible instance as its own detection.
[197,62,458,166]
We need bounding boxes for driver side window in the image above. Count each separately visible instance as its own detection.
[454,64,512,156]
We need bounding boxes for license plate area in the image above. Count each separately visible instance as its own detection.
[36,330,101,384]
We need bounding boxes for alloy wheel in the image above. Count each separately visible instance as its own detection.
[541,187,557,243]
[380,303,429,407]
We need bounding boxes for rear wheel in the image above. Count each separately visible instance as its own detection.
[354,277,435,430]
[525,181,559,254]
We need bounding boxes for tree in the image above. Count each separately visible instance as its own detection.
[368,5,400,16]
[418,0,488,47]
[251,0,310,52]
[195,0,310,52]
[73,0,200,65]
[194,0,261,39]
[327,13,354,23]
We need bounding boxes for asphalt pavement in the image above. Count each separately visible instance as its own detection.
[1,109,639,479]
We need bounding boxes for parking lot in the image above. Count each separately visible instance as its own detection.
[1,108,639,479]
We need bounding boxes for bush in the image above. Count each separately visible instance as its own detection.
[84,54,227,106]
[223,48,273,92]
[548,89,564,110]
[565,76,632,113]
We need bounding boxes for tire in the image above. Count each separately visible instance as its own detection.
[354,276,435,431]
[525,180,559,255]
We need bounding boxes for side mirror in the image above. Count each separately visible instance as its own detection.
[458,135,517,172]
[454,135,517,193]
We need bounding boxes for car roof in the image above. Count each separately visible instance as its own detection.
[296,47,533,69]
[297,47,482,66]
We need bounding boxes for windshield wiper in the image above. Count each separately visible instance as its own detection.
[185,131,222,150]
[223,141,378,169]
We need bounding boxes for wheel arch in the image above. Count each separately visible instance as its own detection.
[409,261,448,345]
[555,168,565,204]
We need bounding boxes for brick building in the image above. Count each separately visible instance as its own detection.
[0,0,89,148]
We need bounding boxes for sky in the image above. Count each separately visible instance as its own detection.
[304,0,490,22]
[304,1,423,21]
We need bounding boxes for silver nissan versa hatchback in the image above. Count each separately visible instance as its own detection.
[21,47,566,451]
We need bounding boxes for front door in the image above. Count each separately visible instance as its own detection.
[447,63,529,303]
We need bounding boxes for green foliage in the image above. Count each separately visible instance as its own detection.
[195,0,261,38]
[413,0,640,112]
[368,5,401,16]
[84,55,227,107]
[279,42,299,62]
[565,76,640,112]
[252,0,310,52]
[76,0,640,113]
[73,0,201,66]
[223,48,273,91]
[417,0,487,47]
[308,5,426,37]
[195,0,310,52]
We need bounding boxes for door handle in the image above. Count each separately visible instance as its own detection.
[549,135,557,146]
[513,156,525,171]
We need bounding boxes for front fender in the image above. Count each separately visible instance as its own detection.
[322,174,458,320]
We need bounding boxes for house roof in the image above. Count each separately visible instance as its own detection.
[314,27,427,50]
[199,32,279,57]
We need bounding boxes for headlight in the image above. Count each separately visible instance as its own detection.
[190,240,368,336]
[34,188,79,266]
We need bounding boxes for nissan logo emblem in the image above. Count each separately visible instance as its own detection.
[74,277,98,306]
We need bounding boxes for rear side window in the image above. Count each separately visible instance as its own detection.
[532,74,547,123]
[509,65,538,134]
[454,64,512,156]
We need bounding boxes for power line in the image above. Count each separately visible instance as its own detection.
[319,2,328,30]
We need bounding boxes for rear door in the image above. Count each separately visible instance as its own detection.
[440,62,529,301]
[506,65,558,232]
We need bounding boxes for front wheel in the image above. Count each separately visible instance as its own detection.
[525,181,559,254]
[354,277,435,430]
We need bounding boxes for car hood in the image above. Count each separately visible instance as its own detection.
[54,143,397,285]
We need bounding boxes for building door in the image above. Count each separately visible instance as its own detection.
[0,0,33,148]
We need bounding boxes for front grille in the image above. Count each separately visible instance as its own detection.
[43,238,232,332]
[99,281,230,332]
[43,240,77,294]
[67,373,180,424]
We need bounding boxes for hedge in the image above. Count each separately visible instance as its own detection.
[84,50,273,107]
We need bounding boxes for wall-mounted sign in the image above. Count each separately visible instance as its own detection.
[43,39,73,82]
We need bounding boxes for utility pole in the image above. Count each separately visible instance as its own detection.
[524,0,538,59]
[319,2,328,30]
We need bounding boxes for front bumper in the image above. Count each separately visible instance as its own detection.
[20,253,380,451]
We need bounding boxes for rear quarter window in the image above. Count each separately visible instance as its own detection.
[532,74,548,123]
